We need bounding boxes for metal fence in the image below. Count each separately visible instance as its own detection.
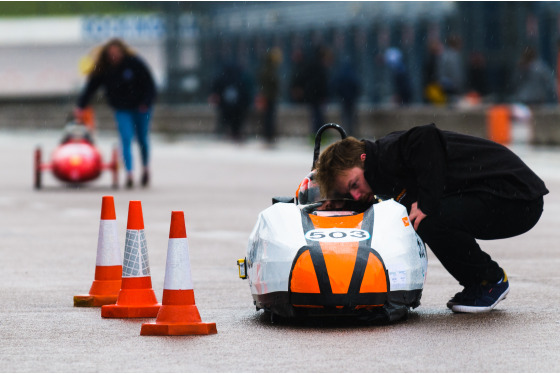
[168,1,560,106]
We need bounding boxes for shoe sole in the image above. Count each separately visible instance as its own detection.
[451,286,509,313]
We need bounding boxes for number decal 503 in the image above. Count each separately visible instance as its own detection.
[305,228,371,242]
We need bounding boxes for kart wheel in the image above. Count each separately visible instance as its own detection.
[110,146,119,189]
[270,312,282,324]
[34,147,42,189]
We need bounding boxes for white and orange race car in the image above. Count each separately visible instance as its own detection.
[238,124,428,323]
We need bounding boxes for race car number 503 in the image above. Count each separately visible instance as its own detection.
[305,228,370,242]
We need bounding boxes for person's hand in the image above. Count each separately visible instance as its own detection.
[73,107,84,123]
[409,202,427,231]
[138,104,149,113]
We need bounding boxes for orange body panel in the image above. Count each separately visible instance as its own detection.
[309,213,364,229]
[323,246,358,293]
[290,250,321,293]
[359,253,388,293]
[310,213,364,294]
[289,211,388,310]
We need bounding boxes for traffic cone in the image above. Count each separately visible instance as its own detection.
[141,211,217,336]
[101,201,161,318]
[74,196,122,307]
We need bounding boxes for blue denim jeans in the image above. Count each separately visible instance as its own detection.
[114,109,152,172]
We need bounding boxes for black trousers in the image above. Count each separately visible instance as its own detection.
[415,193,544,287]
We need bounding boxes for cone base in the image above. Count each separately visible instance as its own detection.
[88,279,122,296]
[74,294,118,307]
[101,304,161,318]
[140,322,217,336]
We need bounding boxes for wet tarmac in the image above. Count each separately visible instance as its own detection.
[1,129,559,372]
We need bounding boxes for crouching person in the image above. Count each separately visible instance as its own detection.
[314,123,548,313]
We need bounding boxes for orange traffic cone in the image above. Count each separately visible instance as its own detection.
[74,196,122,307]
[141,211,217,335]
[101,201,161,318]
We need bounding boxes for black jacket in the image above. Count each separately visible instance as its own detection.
[77,55,156,110]
[363,123,549,215]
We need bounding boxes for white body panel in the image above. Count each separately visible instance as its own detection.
[370,200,427,291]
[246,200,427,296]
[247,203,307,295]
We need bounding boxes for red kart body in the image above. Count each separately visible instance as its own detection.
[51,141,103,182]
[34,139,118,189]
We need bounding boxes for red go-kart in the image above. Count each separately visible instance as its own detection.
[34,123,119,189]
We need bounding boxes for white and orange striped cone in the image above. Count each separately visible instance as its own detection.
[141,211,217,336]
[101,200,161,318]
[74,196,122,307]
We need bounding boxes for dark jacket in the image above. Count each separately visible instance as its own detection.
[77,55,156,110]
[363,123,548,215]
[303,58,328,105]
[211,63,253,114]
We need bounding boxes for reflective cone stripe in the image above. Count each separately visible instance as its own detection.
[74,196,122,307]
[141,211,217,336]
[162,211,193,297]
[163,239,193,290]
[101,201,160,318]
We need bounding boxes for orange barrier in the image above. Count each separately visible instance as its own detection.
[74,196,122,307]
[101,201,161,318]
[487,105,511,145]
[141,211,217,336]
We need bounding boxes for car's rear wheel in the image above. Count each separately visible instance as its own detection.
[34,147,42,189]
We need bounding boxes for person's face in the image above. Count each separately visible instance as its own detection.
[333,167,373,203]
[107,45,124,66]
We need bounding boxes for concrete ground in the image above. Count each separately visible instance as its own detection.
[1,129,559,372]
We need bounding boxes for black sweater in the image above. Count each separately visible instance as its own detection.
[363,123,549,215]
[77,55,156,110]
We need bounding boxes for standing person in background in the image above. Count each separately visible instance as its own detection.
[210,61,253,143]
[333,56,361,136]
[557,39,560,104]
[512,45,557,105]
[437,35,465,103]
[423,40,446,105]
[258,47,283,146]
[303,46,332,135]
[289,47,306,104]
[75,38,156,189]
[467,51,488,98]
[384,48,412,106]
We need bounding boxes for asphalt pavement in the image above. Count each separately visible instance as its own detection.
[1,129,559,372]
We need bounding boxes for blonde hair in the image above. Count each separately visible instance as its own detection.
[315,137,365,198]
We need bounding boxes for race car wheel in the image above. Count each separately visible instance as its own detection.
[110,146,119,189]
[269,312,284,325]
[34,147,42,189]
